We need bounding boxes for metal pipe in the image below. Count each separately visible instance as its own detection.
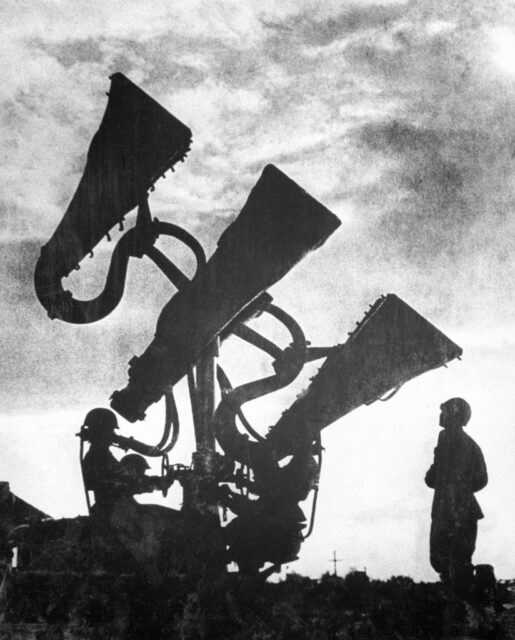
[213,304,307,467]
[35,227,142,324]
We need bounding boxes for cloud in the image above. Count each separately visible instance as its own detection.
[0,0,410,242]
[1,2,514,298]
[269,3,407,49]
[313,3,515,328]
[2,0,515,340]
[358,120,467,252]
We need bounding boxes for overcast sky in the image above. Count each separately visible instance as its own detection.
[2,0,515,581]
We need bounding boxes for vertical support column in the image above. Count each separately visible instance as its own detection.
[187,340,221,521]
[195,345,217,452]
[190,341,217,454]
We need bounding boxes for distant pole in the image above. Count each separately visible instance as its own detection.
[329,550,343,576]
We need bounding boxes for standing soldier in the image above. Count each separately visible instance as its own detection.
[425,398,488,597]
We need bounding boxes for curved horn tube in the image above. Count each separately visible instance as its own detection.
[35,217,206,324]
[35,226,145,323]
[213,304,307,468]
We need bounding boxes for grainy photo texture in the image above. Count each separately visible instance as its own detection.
[1,2,515,638]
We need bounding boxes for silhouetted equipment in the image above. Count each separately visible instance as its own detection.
[210,293,463,573]
[34,72,192,323]
[25,70,467,591]
[212,291,462,479]
[111,165,341,422]
[267,294,463,458]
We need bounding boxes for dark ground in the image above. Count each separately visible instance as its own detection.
[0,570,513,639]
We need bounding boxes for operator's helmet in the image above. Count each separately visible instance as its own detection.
[441,397,471,426]
[83,407,119,439]
[120,454,150,476]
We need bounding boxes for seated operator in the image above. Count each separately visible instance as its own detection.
[81,408,174,575]
[81,408,172,514]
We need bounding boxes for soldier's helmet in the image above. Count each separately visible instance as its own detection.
[441,397,471,426]
[120,453,150,476]
[83,407,119,440]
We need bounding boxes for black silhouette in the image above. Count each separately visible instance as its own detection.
[425,397,488,596]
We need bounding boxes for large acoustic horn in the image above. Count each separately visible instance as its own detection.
[266,294,463,459]
[111,165,341,422]
[34,73,192,323]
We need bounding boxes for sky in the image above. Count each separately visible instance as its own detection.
[1,0,515,582]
